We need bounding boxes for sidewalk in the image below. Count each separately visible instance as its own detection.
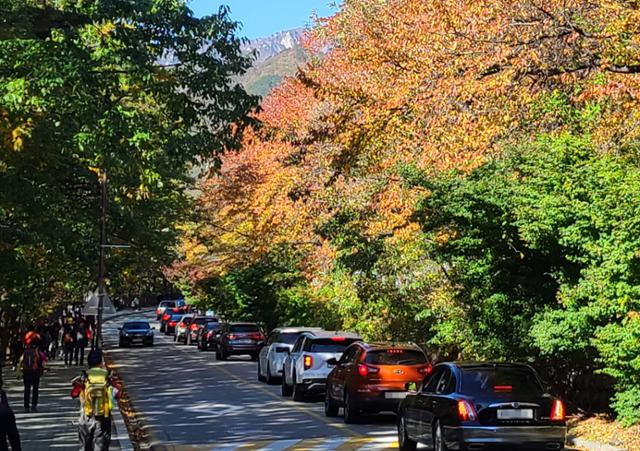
[2,346,131,450]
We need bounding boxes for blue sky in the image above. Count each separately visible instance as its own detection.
[189,1,339,39]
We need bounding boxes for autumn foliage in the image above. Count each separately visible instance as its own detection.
[171,0,640,425]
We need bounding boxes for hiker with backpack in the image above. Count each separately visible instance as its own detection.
[74,318,89,366]
[71,350,118,451]
[16,343,47,412]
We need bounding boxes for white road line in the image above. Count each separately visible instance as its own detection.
[258,439,303,450]
[310,437,351,450]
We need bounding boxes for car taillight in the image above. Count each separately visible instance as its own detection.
[206,331,213,338]
[457,400,477,421]
[303,355,313,369]
[418,364,433,375]
[550,400,565,421]
[330,336,346,341]
[249,333,264,340]
[228,334,237,340]
[169,321,177,327]
[190,323,199,330]
[357,364,380,377]
[494,385,513,392]
[163,315,170,321]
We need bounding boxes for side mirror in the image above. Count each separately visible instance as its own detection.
[275,346,289,353]
[326,358,338,366]
[405,381,418,393]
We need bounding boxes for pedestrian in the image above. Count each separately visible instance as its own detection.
[10,334,23,371]
[71,350,117,451]
[62,326,75,367]
[74,319,88,366]
[0,383,21,451]
[16,343,46,412]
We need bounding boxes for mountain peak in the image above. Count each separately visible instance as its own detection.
[242,28,305,64]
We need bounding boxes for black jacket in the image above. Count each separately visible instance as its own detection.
[0,402,21,451]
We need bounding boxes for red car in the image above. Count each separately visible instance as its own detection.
[325,342,432,423]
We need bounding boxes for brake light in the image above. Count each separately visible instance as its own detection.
[303,355,313,369]
[190,323,199,330]
[418,364,433,375]
[228,334,237,340]
[457,400,477,421]
[357,364,380,376]
[387,348,404,354]
[550,400,565,421]
[330,336,346,341]
[168,321,177,327]
[494,385,513,392]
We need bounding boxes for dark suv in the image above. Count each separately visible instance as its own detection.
[214,322,265,361]
[397,362,567,451]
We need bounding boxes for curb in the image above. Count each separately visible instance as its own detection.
[112,401,135,451]
[568,436,627,451]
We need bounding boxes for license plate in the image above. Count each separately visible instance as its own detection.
[385,392,408,399]
[237,339,253,344]
[497,409,533,419]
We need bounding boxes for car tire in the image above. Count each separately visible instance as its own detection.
[118,340,126,348]
[343,391,359,424]
[258,360,266,382]
[398,414,417,451]
[251,352,258,361]
[324,389,339,417]
[265,363,277,385]
[160,324,165,333]
[281,371,293,397]
[187,334,192,345]
[434,420,447,451]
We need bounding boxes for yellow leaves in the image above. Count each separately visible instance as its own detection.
[10,119,33,152]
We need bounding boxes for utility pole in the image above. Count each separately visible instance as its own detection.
[96,169,107,349]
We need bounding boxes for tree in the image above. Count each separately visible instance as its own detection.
[0,0,258,381]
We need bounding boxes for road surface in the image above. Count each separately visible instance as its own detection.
[104,311,398,450]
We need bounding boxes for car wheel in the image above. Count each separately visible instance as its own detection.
[187,334,192,345]
[434,420,447,451]
[398,414,417,451]
[281,370,293,396]
[324,389,339,417]
[257,360,266,382]
[215,350,221,360]
[118,340,125,348]
[251,352,258,361]
[160,324,165,333]
[266,363,277,385]
[343,391,359,424]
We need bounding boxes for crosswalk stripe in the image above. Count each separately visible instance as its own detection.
[334,437,375,450]
[285,437,327,450]
[310,437,352,450]
[259,439,304,451]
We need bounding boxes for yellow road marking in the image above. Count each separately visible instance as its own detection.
[334,437,375,450]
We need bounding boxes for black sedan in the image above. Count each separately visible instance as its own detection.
[118,320,154,347]
[397,362,567,451]
[197,321,222,351]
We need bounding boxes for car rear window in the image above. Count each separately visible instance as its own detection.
[193,318,208,325]
[461,367,543,396]
[365,349,426,365]
[206,322,221,330]
[182,317,194,324]
[230,324,260,333]
[123,322,150,330]
[160,301,175,307]
[170,314,182,320]
[276,332,303,344]
[304,338,359,353]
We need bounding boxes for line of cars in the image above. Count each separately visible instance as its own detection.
[254,326,568,450]
[151,302,569,450]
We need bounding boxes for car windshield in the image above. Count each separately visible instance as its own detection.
[276,332,303,344]
[305,338,359,353]
[230,325,260,333]
[123,322,150,330]
[365,349,426,365]
[461,366,543,396]
[206,322,221,330]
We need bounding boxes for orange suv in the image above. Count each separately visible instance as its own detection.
[324,342,432,423]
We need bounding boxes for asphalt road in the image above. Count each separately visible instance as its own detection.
[103,311,581,451]
[103,311,398,450]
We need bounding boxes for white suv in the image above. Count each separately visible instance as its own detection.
[281,331,362,401]
[258,327,323,384]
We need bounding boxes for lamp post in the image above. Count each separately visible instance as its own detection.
[96,169,108,349]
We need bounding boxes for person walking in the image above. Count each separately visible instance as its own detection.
[71,350,117,451]
[74,319,88,366]
[10,334,23,371]
[0,383,21,451]
[16,343,46,412]
[62,326,75,367]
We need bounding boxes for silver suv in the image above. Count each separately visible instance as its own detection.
[281,331,362,401]
[258,327,322,384]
